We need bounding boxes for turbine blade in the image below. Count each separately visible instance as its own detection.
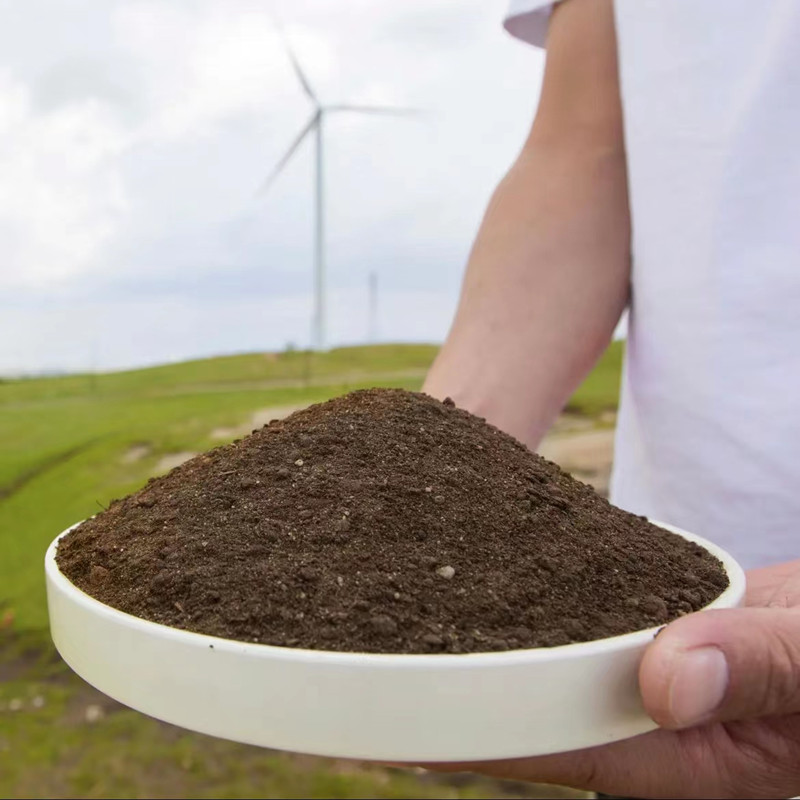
[326,104,420,116]
[271,12,317,104]
[256,114,318,196]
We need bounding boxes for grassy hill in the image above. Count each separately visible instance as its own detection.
[0,341,620,799]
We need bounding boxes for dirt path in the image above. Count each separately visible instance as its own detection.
[210,404,310,440]
[157,369,428,398]
[538,427,615,497]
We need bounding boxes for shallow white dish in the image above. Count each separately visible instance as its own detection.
[45,521,745,762]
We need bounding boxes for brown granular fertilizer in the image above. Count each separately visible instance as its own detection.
[56,389,728,654]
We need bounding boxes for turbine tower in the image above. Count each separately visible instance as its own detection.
[258,18,415,352]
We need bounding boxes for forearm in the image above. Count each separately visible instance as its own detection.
[424,140,630,449]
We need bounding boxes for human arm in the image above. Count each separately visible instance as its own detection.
[423,0,630,450]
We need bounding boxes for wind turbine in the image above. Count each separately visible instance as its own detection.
[257,18,416,352]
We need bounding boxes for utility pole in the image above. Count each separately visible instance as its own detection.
[368,271,378,344]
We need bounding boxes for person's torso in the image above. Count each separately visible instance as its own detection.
[612,0,800,568]
[507,0,800,567]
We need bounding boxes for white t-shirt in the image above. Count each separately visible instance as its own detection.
[506,0,800,569]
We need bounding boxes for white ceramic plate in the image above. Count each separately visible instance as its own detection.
[45,521,745,762]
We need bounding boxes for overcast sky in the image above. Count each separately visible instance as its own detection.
[0,0,544,374]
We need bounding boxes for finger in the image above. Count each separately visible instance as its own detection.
[640,607,800,729]
[412,727,714,799]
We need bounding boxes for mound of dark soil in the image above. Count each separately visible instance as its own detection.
[56,389,727,653]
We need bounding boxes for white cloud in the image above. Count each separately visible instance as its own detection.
[113,2,320,141]
[0,70,129,289]
[0,0,544,372]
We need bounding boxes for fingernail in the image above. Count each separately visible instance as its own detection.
[668,647,729,727]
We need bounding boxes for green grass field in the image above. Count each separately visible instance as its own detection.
[0,342,621,799]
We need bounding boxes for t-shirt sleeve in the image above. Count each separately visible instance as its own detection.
[504,0,555,49]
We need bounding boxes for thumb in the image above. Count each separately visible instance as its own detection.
[639,607,800,729]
